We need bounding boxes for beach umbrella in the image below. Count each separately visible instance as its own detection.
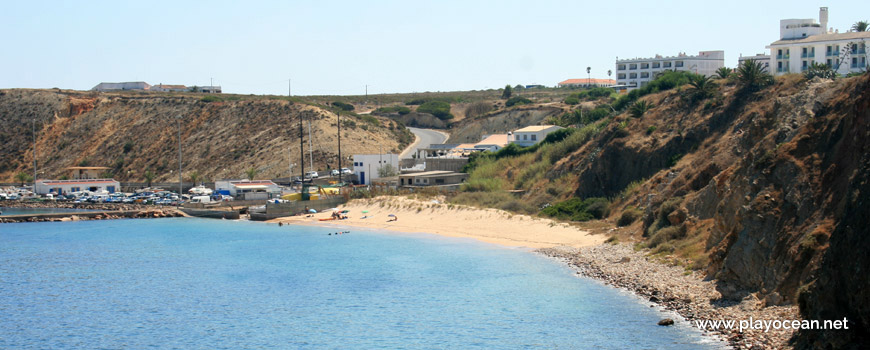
[388,214,396,217]
[309,209,317,213]
[362,210,369,213]
[341,210,349,213]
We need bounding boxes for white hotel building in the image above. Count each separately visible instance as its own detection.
[615,51,724,90]
[766,7,869,76]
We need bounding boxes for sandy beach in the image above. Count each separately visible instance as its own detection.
[268,196,605,249]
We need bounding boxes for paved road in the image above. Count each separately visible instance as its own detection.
[401,127,449,159]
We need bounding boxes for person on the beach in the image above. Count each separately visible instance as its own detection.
[388,215,397,222]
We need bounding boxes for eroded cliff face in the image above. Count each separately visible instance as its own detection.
[549,74,869,348]
[0,90,411,182]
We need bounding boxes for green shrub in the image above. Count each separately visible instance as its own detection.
[564,95,580,105]
[505,96,532,107]
[541,197,610,221]
[652,242,675,254]
[405,98,428,105]
[629,100,654,118]
[649,225,687,248]
[375,106,411,115]
[360,115,380,126]
[200,95,222,103]
[613,70,693,110]
[332,101,354,111]
[586,87,613,99]
[646,126,657,135]
[416,101,453,120]
[617,207,643,226]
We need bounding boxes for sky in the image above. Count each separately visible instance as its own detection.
[2,0,868,96]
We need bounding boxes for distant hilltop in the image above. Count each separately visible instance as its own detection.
[91,81,221,93]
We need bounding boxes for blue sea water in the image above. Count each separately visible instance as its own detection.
[0,207,90,216]
[0,218,725,349]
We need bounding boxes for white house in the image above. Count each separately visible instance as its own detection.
[510,125,564,147]
[352,154,399,185]
[214,180,280,198]
[766,7,869,76]
[615,51,725,90]
[35,179,120,195]
[92,82,151,91]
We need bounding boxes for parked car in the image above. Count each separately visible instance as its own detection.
[306,171,319,179]
[340,168,352,175]
[330,169,340,177]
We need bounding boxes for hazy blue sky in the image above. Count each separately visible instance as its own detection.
[2,0,868,96]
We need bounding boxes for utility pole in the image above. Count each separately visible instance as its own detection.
[32,118,37,188]
[177,115,183,199]
[337,111,342,183]
[289,78,292,97]
[308,120,313,172]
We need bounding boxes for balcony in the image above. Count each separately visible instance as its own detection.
[851,49,867,55]
[776,54,790,60]
[801,53,815,58]
[826,51,837,57]
[777,67,790,73]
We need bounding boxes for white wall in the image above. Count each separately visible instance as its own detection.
[352,154,399,185]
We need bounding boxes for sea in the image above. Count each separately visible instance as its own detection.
[0,218,726,349]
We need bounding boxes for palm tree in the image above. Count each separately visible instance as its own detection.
[629,100,654,118]
[715,67,733,79]
[245,167,257,181]
[852,21,869,32]
[143,170,155,188]
[586,67,592,87]
[15,172,32,186]
[607,69,612,78]
[189,170,200,186]
[736,59,773,93]
[687,74,717,101]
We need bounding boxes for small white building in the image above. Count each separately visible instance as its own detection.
[92,82,151,91]
[214,180,280,198]
[615,51,725,90]
[474,134,509,152]
[35,179,120,195]
[510,125,563,147]
[766,7,869,76]
[352,154,399,185]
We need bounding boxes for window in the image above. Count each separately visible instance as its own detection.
[629,73,637,79]
[618,64,626,70]
[640,72,649,78]
[853,57,859,68]
[531,134,536,141]
[675,61,684,67]
[827,59,832,66]
[663,62,672,68]
[640,63,649,69]
[629,64,637,70]
[617,73,626,79]
[523,134,528,140]
[652,62,661,68]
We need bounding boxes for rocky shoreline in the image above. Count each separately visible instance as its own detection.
[538,244,799,350]
[0,201,184,223]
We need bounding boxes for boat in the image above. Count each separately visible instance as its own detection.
[188,185,213,196]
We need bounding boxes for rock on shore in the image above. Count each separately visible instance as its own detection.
[538,244,799,350]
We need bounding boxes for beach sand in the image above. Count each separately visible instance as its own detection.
[268,196,605,248]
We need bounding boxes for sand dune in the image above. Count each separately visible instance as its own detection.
[269,196,605,248]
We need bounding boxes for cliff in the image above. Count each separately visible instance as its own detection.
[0,89,412,182]
[456,73,869,348]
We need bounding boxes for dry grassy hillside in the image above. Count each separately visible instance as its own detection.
[0,89,412,182]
